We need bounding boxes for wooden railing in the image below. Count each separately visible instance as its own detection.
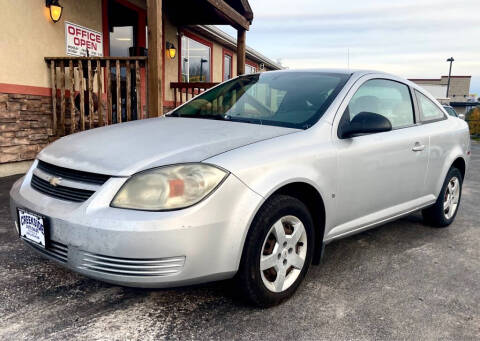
[170,82,218,107]
[45,57,148,136]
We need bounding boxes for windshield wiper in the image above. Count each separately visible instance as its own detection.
[174,114,226,121]
[225,115,263,125]
[169,113,266,125]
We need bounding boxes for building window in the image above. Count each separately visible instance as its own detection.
[223,50,233,81]
[181,35,211,82]
[245,63,257,74]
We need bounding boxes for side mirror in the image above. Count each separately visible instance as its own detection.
[339,112,392,139]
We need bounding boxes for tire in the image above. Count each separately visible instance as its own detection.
[236,194,314,307]
[422,167,463,228]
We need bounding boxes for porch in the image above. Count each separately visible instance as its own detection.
[44,0,252,136]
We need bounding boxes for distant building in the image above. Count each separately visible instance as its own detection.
[409,76,475,115]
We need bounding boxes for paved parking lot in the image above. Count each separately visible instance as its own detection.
[0,143,479,340]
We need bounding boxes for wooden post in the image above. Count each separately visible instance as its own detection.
[135,60,141,119]
[237,29,246,76]
[126,61,131,121]
[88,60,94,129]
[116,60,121,123]
[69,60,75,133]
[97,60,104,126]
[147,0,163,117]
[59,60,66,136]
[50,60,57,135]
[78,61,85,131]
[106,60,112,125]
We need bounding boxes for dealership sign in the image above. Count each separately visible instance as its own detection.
[65,22,103,57]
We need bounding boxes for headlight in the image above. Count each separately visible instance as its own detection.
[111,164,228,211]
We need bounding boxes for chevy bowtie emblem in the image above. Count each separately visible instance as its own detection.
[49,176,62,187]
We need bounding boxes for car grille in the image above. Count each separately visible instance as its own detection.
[80,251,186,277]
[27,240,68,263]
[31,174,95,202]
[30,161,110,202]
[37,160,110,185]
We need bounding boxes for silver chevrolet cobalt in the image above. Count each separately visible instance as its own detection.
[10,70,470,306]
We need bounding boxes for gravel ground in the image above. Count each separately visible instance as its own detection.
[0,143,479,340]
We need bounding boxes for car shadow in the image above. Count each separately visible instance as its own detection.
[88,211,452,308]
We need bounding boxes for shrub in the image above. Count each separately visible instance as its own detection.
[466,106,480,135]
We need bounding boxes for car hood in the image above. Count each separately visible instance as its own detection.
[38,117,298,176]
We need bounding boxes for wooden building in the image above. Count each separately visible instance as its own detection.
[0,0,281,170]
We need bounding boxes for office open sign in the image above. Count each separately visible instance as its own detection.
[65,22,103,57]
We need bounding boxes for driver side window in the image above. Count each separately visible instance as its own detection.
[346,79,415,129]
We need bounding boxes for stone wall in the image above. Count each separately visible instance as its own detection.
[0,93,54,164]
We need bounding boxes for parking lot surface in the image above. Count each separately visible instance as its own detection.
[0,143,479,340]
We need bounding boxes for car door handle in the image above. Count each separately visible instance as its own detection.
[412,142,426,152]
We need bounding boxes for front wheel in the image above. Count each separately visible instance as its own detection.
[236,195,314,307]
[422,167,463,228]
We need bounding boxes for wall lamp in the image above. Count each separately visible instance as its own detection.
[46,0,63,23]
[166,42,176,59]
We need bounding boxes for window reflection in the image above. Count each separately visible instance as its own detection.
[170,72,350,129]
[245,64,257,74]
[416,91,446,121]
[347,79,415,128]
[181,36,211,82]
[224,54,232,81]
[110,26,134,57]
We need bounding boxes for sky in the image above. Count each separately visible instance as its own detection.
[220,0,480,95]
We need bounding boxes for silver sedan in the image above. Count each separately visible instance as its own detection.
[10,70,471,306]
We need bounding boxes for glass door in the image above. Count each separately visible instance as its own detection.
[108,0,144,122]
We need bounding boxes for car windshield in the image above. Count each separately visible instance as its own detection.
[168,72,350,129]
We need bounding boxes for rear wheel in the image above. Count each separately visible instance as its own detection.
[237,195,314,307]
[422,167,463,227]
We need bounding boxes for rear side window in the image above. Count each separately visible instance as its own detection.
[443,106,458,117]
[415,90,446,122]
[346,79,414,129]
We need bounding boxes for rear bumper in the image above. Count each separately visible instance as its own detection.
[9,168,264,288]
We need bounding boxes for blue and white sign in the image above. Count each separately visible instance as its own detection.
[18,209,46,248]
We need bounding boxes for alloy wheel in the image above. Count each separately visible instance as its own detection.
[443,176,460,219]
[260,215,307,293]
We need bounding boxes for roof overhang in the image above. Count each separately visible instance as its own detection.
[189,25,283,70]
[165,0,252,31]
[450,102,480,107]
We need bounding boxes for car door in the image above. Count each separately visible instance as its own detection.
[414,89,451,196]
[327,76,430,238]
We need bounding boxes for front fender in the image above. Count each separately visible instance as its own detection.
[205,124,337,235]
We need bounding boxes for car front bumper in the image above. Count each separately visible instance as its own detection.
[9,165,264,288]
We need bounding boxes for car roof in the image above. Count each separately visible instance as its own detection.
[246,69,439,106]
[262,68,423,88]
[264,68,376,76]
[261,68,412,82]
